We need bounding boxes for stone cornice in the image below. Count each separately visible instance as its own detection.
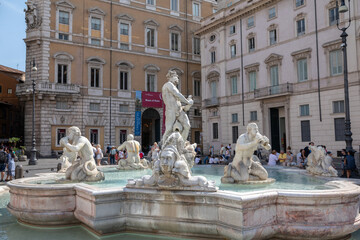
[195,0,280,36]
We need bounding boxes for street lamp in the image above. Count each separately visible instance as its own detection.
[336,0,353,152]
[29,58,38,165]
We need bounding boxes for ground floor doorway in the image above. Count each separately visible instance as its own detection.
[270,107,286,152]
[141,108,160,154]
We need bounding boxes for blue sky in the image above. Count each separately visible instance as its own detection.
[0,0,26,71]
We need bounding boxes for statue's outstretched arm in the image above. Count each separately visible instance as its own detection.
[65,140,86,153]
[117,142,126,151]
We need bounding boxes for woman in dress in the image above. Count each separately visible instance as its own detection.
[95,144,103,166]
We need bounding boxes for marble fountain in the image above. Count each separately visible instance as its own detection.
[5,71,360,240]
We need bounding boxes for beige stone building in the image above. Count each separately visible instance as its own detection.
[196,0,360,155]
[18,0,216,156]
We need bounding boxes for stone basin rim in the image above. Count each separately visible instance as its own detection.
[6,173,360,198]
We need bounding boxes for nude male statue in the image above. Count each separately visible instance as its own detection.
[222,123,271,183]
[117,134,147,169]
[162,70,193,143]
[60,126,104,181]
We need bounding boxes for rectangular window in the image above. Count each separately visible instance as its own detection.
[59,33,69,40]
[301,120,311,142]
[0,86,2,93]
[90,129,99,144]
[213,123,218,139]
[247,16,254,28]
[268,7,276,19]
[193,2,200,17]
[171,0,178,11]
[232,113,238,123]
[91,39,100,46]
[269,29,277,45]
[147,74,156,92]
[194,108,201,116]
[329,8,338,26]
[194,79,201,96]
[90,68,100,87]
[270,65,279,86]
[56,128,66,146]
[248,37,255,52]
[333,100,345,113]
[232,126,238,144]
[120,43,129,50]
[119,71,128,90]
[171,32,179,51]
[120,130,127,144]
[297,19,305,36]
[300,104,310,116]
[297,58,308,82]
[230,25,236,34]
[211,81,217,98]
[147,0,154,5]
[211,51,216,63]
[119,104,129,112]
[56,101,68,110]
[120,23,129,35]
[57,64,67,84]
[91,17,101,30]
[230,44,236,58]
[195,131,201,144]
[7,88,12,94]
[250,111,257,121]
[334,118,345,141]
[59,11,69,25]
[146,28,155,47]
[295,0,304,7]
[193,37,200,55]
[330,50,343,76]
[249,71,256,91]
[231,76,237,94]
[90,103,100,111]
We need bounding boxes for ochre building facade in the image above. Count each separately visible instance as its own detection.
[19,0,216,156]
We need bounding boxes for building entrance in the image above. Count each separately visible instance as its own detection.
[270,107,286,152]
[141,108,160,154]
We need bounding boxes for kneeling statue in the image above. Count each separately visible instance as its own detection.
[117,134,149,170]
[60,126,104,182]
[221,123,271,183]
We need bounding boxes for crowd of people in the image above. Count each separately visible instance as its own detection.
[0,145,15,182]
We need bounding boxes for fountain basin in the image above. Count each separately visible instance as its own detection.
[6,168,360,240]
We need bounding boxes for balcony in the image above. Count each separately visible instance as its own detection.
[254,83,293,99]
[17,82,81,95]
[204,97,219,107]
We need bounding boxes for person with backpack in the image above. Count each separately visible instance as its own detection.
[0,146,7,182]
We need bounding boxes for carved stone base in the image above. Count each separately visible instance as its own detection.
[117,159,149,170]
[221,177,275,184]
[126,178,217,192]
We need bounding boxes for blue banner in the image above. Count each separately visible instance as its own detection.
[135,91,142,111]
[134,111,141,136]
